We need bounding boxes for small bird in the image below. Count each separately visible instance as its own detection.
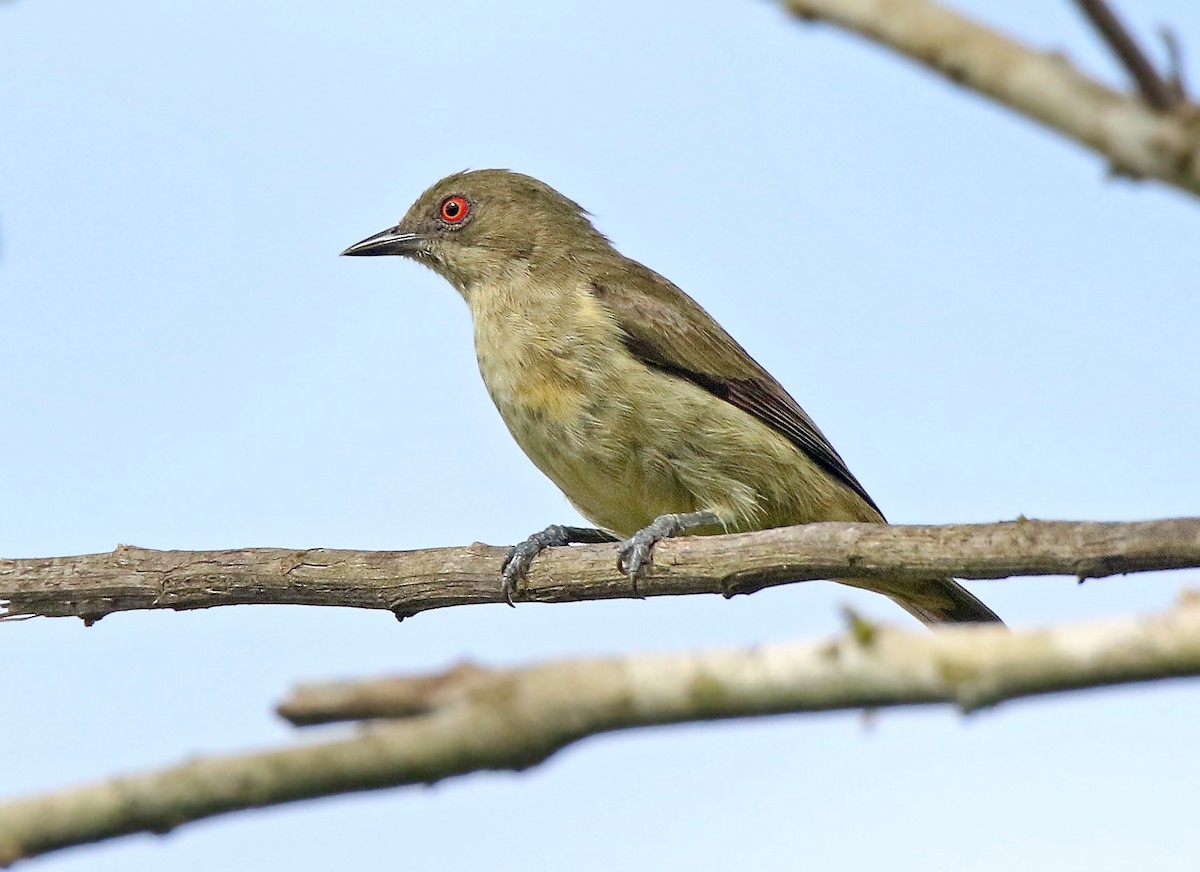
[343,170,1001,626]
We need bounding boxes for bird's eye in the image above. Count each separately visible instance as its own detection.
[439,195,470,224]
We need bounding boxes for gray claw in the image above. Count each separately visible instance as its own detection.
[616,531,658,597]
[616,511,722,597]
[501,524,603,606]
[500,537,550,606]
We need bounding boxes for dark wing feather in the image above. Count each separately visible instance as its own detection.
[590,265,884,519]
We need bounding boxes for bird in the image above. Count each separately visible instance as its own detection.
[342,169,1002,626]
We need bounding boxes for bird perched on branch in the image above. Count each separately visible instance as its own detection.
[343,169,1001,626]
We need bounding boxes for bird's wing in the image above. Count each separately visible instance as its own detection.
[589,264,884,519]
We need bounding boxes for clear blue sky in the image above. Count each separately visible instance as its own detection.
[2,2,1198,869]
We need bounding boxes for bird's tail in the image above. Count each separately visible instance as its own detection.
[837,576,1004,627]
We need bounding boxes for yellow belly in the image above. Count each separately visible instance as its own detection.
[469,280,878,538]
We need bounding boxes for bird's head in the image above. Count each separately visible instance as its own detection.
[341,169,609,297]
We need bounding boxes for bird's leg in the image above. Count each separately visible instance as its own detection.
[501,524,619,606]
[617,511,721,596]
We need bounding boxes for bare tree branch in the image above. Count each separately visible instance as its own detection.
[2,518,1199,623]
[3,600,1199,866]
[1074,0,1181,109]
[781,0,1200,196]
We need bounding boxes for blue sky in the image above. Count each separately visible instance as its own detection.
[2,1,1198,869]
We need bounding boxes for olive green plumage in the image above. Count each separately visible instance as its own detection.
[343,169,1001,626]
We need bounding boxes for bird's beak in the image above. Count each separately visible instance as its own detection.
[340,226,424,257]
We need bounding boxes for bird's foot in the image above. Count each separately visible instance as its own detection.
[616,511,721,597]
[501,525,617,606]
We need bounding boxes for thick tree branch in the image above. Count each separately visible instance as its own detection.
[2,519,1198,623]
[3,601,1200,866]
[782,0,1200,196]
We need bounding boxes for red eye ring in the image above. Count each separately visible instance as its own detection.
[439,195,470,224]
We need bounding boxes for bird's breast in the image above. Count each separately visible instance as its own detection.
[471,295,592,422]
[468,282,677,532]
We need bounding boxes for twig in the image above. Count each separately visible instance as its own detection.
[1074,0,1180,110]
[3,518,1200,623]
[782,0,1200,196]
[2,601,1199,866]
[1160,27,1189,104]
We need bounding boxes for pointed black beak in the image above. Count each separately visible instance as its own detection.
[341,226,424,257]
